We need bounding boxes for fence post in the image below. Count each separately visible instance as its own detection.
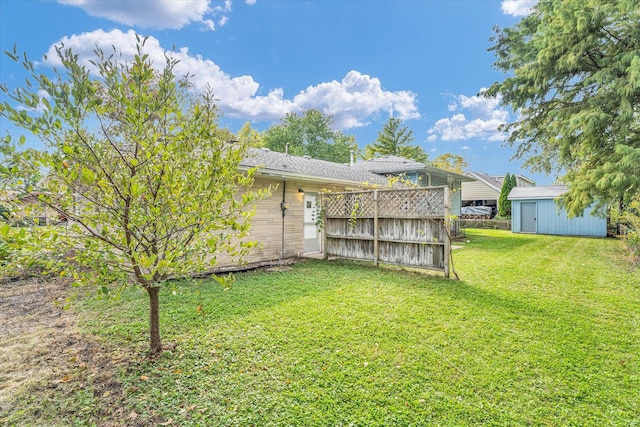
[443,186,451,278]
[322,193,329,261]
[373,189,379,267]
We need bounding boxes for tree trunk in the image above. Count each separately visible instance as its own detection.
[146,286,162,357]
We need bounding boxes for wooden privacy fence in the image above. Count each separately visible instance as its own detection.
[321,187,451,277]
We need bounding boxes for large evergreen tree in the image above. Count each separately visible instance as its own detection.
[364,117,428,163]
[487,0,640,216]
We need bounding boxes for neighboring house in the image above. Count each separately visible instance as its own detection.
[508,185,607,237]
[461,171,535,216]
[350,156,475,217]
[493,174,536,188]
[0,190,61,226]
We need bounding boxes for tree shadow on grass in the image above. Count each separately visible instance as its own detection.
[160,259,351,325]
[104,231,540,336]
[183,256,550,325]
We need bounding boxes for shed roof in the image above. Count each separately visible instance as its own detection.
[240,148,389,186]
[508,185,567,200]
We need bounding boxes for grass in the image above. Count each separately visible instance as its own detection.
[7,229,640,425]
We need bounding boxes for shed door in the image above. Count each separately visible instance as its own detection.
[521,202,537,233]
[303,193,321,253]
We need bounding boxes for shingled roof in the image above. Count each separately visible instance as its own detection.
[352,155,474,182]
[240,148,389,186]
[351,155,427,174]
[464,171,503,191]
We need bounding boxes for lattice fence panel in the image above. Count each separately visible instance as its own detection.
[377,188,445,217]
[323,191,376,218]
[322,187,451,277]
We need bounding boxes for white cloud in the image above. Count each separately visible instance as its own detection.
[291,71,420,129]
[427,89,508,142]
[41,30,419,130]
[501,0,537,16]
[56,0,232,30]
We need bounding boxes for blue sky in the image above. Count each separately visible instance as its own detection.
[0,0,553,184]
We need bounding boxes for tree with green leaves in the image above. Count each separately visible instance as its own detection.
[431,153,468,173]
[509,173,518,191]
[0,38,269,356]
[0,147,43,191]
[364,117,428,163]
[498,173,513,218]
[487,0,640,216]
[264,109,356,163]
[0,139,11,222]
[236,121,265,148]
[0,137,14,184]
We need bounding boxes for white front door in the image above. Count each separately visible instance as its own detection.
[303,193,321,253]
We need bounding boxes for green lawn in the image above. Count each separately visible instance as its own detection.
[13,230,640,425]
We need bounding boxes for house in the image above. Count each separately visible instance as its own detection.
[218,150,471,268]
[219,148,391,267]
[461,171,535,217]
[493,174,536,188]
[350,156,475,217]
[5,148,470,270]
[508,185,607,237]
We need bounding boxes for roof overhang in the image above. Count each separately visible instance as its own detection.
[508,186,568,200]
[463,171,500,189]
[240,166,389,187]
[372,166,475,183]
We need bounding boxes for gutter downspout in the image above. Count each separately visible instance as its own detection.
[280,180,287,265]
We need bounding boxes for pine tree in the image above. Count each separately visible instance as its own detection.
[509,174,518,190]
[364,117,428,163]
[488,0,640,216]
[498,173,512,218]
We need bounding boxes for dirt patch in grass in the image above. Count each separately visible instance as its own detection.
[0,275,139,426]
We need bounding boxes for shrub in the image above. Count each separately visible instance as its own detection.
[610,199,640,260]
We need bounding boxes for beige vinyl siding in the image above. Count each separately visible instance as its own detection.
[516,176,534,187]
[461,181,500,201]
[216,176,349,268]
